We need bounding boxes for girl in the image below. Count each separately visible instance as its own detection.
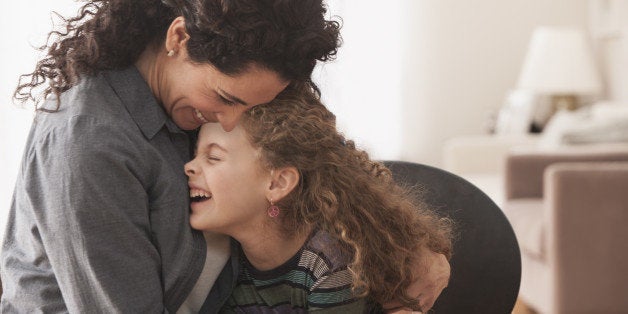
[185,87,453,312]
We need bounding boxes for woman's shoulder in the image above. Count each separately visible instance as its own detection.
[33,78,123,134]
[31,67,160,145]
[39,66,153,123]
[23,74,153,169]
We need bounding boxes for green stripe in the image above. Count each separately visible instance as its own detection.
[309,286,354,304]
[229,282,358,309]
[245,268,316,288]
[229,282,308,307]
[309,298,368,311]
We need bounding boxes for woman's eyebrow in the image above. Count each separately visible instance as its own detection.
[217,88,249,106]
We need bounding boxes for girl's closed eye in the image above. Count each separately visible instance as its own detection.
[205,154,221,162]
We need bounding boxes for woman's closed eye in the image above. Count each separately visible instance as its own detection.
[218,94,236,106]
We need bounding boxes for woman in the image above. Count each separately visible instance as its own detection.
[185,87,453,313]
[1,0,449,312]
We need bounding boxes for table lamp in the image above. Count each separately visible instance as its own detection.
[517,27,602,114]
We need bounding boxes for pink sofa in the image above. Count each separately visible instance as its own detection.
[502,145,628,314]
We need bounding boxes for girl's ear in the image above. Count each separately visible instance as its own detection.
[165,16,190,54]
[267,167,299,202]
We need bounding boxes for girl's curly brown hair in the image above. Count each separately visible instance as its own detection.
[240,88,453,308]
[14,0,341,111]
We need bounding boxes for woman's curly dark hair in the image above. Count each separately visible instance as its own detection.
[14,0,341,111]
[240,88,453,308]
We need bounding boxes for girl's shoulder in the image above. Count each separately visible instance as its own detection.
[300,230,352,275]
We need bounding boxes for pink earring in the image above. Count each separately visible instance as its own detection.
[267,200,280,218]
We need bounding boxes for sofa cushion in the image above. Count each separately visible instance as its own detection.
[502,199,545,260]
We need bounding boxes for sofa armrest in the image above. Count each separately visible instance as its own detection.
[543,162,628,313]
[443,134,539,174]
[505,146,628,200]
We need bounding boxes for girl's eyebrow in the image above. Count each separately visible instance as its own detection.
[204,142,228,153]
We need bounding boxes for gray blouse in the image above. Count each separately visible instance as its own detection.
[0,67,225,313]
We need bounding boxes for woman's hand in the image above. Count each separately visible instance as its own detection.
[383,248,451,313]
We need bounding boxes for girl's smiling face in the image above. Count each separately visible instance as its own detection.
[184,123,272,235]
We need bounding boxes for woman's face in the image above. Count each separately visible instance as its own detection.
[184,122,271,234]
[160,55,289,132]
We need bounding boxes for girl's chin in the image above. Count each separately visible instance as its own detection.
[189,217,211,231]
[189,210,208,229]
[189,212,224,233]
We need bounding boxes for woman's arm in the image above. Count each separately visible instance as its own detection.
[383,248,451,313]
[2,116,165,312]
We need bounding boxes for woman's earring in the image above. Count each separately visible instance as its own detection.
[167,50,175,57]
[267,199,280,218]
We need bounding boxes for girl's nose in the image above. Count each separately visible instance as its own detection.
[184,161,196,176]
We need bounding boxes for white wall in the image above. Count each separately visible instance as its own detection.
[398,0,590,166]
[590,0,628,102]
[316,0,589,166]
[314,0,404,160]
[0,1,81,242]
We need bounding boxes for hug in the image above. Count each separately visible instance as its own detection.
[1,0,452,313]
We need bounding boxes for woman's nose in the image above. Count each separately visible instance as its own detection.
[219,117,238,132]
[217,109,245,132]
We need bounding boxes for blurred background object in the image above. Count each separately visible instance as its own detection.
[516,27,602,131]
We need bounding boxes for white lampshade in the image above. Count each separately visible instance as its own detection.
[517,27,602,95]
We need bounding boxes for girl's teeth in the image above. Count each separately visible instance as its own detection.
[190,188,212,198]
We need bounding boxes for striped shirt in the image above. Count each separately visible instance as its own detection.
[220,230,381,313]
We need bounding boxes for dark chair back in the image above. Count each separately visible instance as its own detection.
[383,161,521,314]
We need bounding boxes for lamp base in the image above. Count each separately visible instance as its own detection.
[552,94,578,111]
[529,94,580,133]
